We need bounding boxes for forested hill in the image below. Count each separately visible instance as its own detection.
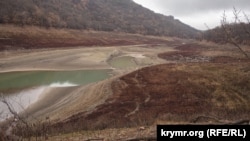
[203,23,250,45]
[0,0,199,38]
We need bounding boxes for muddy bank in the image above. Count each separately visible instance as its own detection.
[23,77,115,123]
[53,62,250,131]
[0,45,176,124]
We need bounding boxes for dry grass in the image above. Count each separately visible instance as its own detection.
[49,62,250,134]
[20,61,248,140]
[36,126,156,141]
[0,24,172,51]
[0,24,76,39]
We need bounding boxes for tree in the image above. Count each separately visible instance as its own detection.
[220,8,250,58]
[0,93,51,140]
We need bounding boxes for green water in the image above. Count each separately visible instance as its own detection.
[109,56,137,69]
[0,69,112,91]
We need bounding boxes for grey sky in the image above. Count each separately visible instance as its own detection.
[133,0,250,30]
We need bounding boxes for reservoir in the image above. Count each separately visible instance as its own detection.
[0,69,112,120]
[0,69,112,92]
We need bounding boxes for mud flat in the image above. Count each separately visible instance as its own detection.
[0,45,175,122]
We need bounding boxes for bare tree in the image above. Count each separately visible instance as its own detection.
[0,93,51,140]
[0,94,21,140]
[220,8,250,58]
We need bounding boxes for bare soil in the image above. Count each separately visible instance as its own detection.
[1,26,250,140]
[0,25,173,51]
[52,62,250,133]
[40,42,250,140]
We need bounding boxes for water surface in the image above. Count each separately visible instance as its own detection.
[0,69,112,120]
[0,69,112,91]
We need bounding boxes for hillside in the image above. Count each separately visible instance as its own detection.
[203,23,250,45]
[53,62,250,132]
[0,25,176,51]
[0,0,199,38]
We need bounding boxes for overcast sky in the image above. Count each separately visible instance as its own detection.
[133,0,250,30]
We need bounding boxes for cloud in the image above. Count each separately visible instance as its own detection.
[133,0,250,30]
[134,0,250,16]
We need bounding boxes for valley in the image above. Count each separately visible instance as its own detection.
[0,0,249,140]
[0,37,249,140]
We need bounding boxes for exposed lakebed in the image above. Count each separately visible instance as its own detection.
[0,45,165,122]
[109,56,137,69]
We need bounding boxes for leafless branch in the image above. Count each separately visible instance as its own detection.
[233,7,241,23]
[221,10,249,58]
[0,93,31,130]
[204,23,211,30]
[242,12,250,36]
[243,11,250,24]
[232,8,250,37]
[1,93,52,140]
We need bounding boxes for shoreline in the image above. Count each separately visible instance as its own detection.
[0,44,174,123]
[0,45,171,73]
[0,66,113,73]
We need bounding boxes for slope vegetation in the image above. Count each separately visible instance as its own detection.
[0,25,172,50]
[54,62,250,131]
[203,23,250,45]
[0,0,199,38]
